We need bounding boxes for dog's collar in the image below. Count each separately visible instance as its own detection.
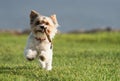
[35,37,46,42]
[34,28,53,49]
[35,37,52,49]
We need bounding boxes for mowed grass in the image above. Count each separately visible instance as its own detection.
[0,32,120,81]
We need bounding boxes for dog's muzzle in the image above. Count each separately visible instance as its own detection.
[35,26,46,33]
[40,26,45,29]
[40,26,47,33]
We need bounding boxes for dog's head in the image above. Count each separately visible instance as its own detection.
[30,10,59,39]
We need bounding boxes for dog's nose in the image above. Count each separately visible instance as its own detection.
[40,26,45,29]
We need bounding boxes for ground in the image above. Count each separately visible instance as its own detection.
[0,32,120,81]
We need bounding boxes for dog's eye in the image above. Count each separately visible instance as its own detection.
[35,21,40,25]
[45,22,49,25]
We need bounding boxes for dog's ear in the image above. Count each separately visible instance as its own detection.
[50,14,59,27]
[30,10,39,24]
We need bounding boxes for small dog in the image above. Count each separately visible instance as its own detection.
[24,10,59,70]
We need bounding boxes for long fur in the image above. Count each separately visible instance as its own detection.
[24,10,59,70]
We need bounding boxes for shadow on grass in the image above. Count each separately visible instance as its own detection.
[0,65,33,74]
[0,65,60,81]
[0,65,40,79]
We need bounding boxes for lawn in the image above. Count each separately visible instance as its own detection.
[0,32,120,81]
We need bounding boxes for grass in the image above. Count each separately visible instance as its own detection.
[0,32,120,81]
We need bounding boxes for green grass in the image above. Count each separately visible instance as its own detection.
[0,32,120,81]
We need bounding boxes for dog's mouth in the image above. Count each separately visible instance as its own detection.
[35,30,44,33]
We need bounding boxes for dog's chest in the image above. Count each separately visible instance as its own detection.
[34,40,50,51]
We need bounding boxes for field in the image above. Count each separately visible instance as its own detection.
[0,32,120,81]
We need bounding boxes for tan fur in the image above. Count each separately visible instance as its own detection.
[50,14,58,26]
[24,10,59,70]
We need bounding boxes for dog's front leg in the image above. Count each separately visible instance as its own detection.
[39,51,47,69]
[39,59,46,69]
[46,49,53,70]
[24,49,37,61]
[39,50,53,70]
[46,56,52,70]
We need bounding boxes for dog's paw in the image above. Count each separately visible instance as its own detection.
[24,49,37,61]
[46,65,52,71]
[26,57,34,61]
[39,55,45,61]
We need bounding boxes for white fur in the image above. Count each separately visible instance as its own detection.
[24,10,58,70]
[24,33,53,70]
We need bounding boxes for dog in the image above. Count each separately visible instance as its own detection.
[24,10,59,70]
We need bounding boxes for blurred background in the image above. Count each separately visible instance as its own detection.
[0,0,120,33]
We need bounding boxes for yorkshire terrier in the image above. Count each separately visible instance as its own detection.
[24,10,59,70]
